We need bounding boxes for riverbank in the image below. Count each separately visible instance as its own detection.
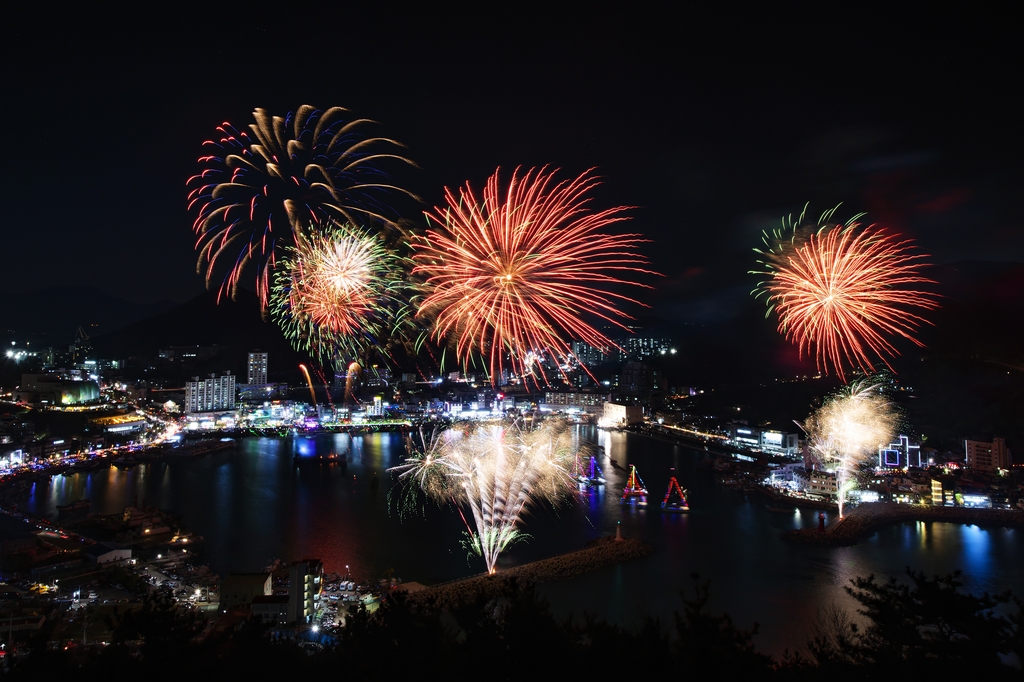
[404,536,653,610]
[785,502,1024,546]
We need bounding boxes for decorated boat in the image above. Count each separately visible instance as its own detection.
[575,454,606,487]
[661,470,690,512]
[620,465,648,506]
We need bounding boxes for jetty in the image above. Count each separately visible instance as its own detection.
[404,536,653,610]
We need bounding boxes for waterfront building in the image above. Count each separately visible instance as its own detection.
[541,391,611,416]
[221,573,272,610]
[288,559,323,624]
[247,351,268,385]
[184,372,236,413]
[965,437,1012,472]
[794,468,837,499]
[727,423,799,455]
[877,435,922,469]
[602,402,644,427]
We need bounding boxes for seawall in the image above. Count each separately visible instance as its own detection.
[785,501,1024,546]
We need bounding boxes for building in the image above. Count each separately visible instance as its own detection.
[288,559,323,624]
[965,437,1012,472]
[877,435,922,469]
[602,402,644,427]
[728,424,799,455]
[221,573,272,610]
[541,391,611,416]
[794,469,837,499]
[14,373,100,406]
[184,372,236,413]
[618,361,652,402]
[251,594,290,624]
[247,351,268,385]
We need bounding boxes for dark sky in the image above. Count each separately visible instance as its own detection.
[4,6,1022,322]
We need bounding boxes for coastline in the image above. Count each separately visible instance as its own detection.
[785,501,1024,546]
[402,536,653,609]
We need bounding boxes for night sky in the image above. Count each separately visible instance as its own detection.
[4,6,1022,322]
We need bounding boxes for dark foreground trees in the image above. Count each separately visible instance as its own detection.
[3,570,1020,680]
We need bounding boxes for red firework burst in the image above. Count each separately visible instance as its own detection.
[754,216,939,381]
[413,167,655,384]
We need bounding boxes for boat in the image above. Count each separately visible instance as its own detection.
[574,454,605,487]
[620,465,648,506]
[661,470,689,512]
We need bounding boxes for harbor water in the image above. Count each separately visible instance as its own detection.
[18,426,1024,654]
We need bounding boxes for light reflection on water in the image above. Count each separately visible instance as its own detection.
[18,427,1023,655]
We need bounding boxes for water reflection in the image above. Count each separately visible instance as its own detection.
[14,428,1023,655]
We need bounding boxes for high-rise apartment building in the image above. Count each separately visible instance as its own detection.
[965,437,1012,472]
[184,372,236,413]
[247,351,268,385]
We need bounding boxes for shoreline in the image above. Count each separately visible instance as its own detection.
[785,501,1024,546]
[402,536,653,609]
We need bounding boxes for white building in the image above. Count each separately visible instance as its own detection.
[185,372,236,413]
[602,402,644,426]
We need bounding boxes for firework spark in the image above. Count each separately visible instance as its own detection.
[187,105,416,307]
[804,379,896,517]
[752,205,938,382]
[390,421,578,574]
[270,222,413,364]
[412,167,655,385]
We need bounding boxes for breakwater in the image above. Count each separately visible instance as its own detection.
[406,536,653,609]
[786,502,1024,546]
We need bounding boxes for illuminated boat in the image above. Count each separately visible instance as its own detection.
[620,465,648,506]
[661,471,689,512]
[575,454,606,487]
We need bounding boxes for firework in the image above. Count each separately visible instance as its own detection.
[270,222,413,364]
[412,167,655,384]
[187,105,416,307]
[752,205,938,382]
[390,421,578,574]
[804,379,896,516]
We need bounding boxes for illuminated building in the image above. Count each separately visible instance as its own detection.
[877,435,922,469]
[965,437,1012,472]
[602,402,644,426]
[728,424,799,455]
[794,469,837,498]
[247,351,268,385]
[288,559,323,624]
[184,372,236,413]
[14,373,100,406]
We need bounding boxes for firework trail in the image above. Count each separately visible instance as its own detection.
[804,378,896,517]
[271,222,414,364]
[752,205,939,382]
[186,105,416,307]
[390,421,578,574]
[412,167,656,385]
[298,364,317,406]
